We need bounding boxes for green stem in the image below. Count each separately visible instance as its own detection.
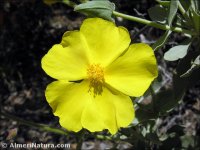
[178,1,186,15]
[178,1,189,20]
[0,111,68,136]
[155,0,170,6]
[64,0,77,7]
[112,11,196,35]
[150,84,156,111]
[96,134,112,140]
[76,138,83,150]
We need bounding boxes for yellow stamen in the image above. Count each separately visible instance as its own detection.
[87,64,104,96]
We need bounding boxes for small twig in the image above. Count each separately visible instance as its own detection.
[95,134,113,140]
[0,110,68,136]
[112,11,196,36]
[132,25,149,39]
[178,1,189,20]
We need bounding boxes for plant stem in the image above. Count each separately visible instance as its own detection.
[64,0,77,7]
[112,11,196,35]
[155,0,170,6]
[96,134,112,140]
[178,1,186,16]
[150,84,156,111]
[178,1,189,20]
[0,111,68,136]
[76,138,83,150]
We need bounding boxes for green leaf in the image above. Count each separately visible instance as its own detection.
[168,0,178,26]
[148,5,168,24]
[153,73,188,114]
[181,55,200,77]
[154,89,175,113]
[74,0,115,21]
[164,41,191,61]
[152,30,172,51]
[154,83,182,115]
[135,103,158,122]
[173,73,188,101]
[146,133,161,145]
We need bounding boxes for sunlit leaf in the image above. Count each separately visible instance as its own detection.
[74,0,115,21]
[164,41,191,61]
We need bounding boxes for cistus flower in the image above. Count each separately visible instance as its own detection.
[41,18,158,134]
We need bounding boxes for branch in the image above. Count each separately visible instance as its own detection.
[112,11,196,36]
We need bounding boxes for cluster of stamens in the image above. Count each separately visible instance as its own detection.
[87,64,104,96]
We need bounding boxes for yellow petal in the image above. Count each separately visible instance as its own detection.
[41,31,90,81]
[45,81,91,132]
[81,86,134,134]
[105,43,158,97]
[80,18,131,67]
[46,80,134,134]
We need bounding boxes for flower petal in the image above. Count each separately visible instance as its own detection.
[41,31,90,81]
[81,86,134,134]
[45,81,90,132]
[80,18,131,67]
[105,43,158,97]
[45,80,134,134]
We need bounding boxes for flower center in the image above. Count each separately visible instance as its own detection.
[87,64,104,96]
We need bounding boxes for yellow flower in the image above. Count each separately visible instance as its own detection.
[41,18,158,134]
